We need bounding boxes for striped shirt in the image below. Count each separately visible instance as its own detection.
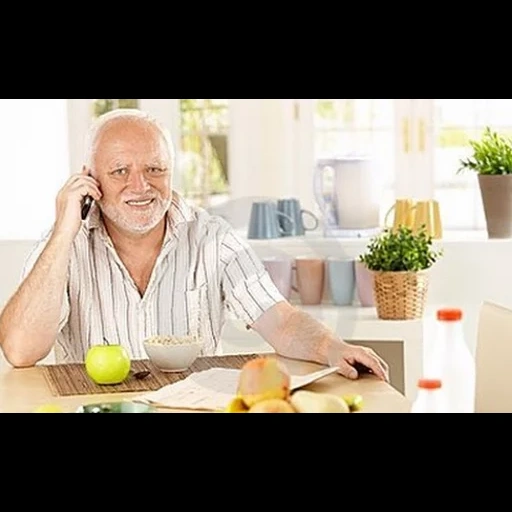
[22,193,285,363]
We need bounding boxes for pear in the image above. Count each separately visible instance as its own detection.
[343,394,364,412]
[290,390,350,413]
[237,357,291,408]
[249,398,296,413]
[224,397,249,413]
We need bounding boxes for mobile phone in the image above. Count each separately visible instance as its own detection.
[81,195,94,221]
[81,171,95,221]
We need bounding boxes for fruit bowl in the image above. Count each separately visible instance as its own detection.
[143,335,203,373]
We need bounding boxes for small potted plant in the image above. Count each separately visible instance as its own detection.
[359,226,443,320]
[458,126,512,239]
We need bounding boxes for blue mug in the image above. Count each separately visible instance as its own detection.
[277,198,319,237]
[327,257,355,306]
[248,201,295,239]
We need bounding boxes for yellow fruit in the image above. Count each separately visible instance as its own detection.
[225,397,249,413]
[290,390,350,413]
[343,394,364,412]
[249,399,296,413]
[33,404,64,414]
[237,357,291,408]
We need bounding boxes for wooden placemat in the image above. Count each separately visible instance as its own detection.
[42,354,259,397]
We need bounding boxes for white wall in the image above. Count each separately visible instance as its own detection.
[229,99,300,202]
[0,240,37,367]
[0,240,36,309]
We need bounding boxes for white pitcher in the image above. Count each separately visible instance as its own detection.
[313,156,381,230]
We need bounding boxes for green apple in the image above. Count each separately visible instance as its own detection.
[85,345,131,385]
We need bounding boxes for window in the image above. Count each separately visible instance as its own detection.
[92,99,139,118]
[425,99,512,230]
[302,99,512,232]
[0,99,69,240]
[311,99,402,224]
[298,99,410,227]
[179,99,230,207]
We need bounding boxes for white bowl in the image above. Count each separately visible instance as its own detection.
[143,336,203,373]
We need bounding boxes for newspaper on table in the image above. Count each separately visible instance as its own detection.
[136,366,339,412]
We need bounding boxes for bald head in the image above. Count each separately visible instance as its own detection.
[83,108,175,172]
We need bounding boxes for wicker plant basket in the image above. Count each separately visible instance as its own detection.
[373,270,429,320]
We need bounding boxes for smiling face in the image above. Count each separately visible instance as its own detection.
[91,117,173,235]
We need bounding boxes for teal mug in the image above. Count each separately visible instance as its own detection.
[327,257,356,306]
[248,201,295,239]
[277,198,319,237]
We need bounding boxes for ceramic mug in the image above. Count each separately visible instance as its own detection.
[385,198,416,231]
[327,257,355,306]
[262,257,294,299]
[295,256,325,305]
[247,201,295,239]
[413,200,443,239]
[277,198,319,237]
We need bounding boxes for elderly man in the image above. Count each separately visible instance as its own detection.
[0,109,389,381]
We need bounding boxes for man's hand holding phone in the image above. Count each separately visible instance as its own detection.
[54,167,102,241]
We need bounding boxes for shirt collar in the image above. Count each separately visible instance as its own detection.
[167,191,195,230]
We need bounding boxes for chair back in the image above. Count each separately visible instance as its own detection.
[475,301,512,413]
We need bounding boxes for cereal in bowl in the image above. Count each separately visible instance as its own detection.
[144,335,202,346]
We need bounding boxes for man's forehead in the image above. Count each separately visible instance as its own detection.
[99,120,161,144]
[104,155,168,167]
[95,125,170,161]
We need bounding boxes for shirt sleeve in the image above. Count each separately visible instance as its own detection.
[220,229,285,326]
[21,234,70,333]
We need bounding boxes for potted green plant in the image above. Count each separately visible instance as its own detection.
[359,226,443,320]
[458,126,512,239]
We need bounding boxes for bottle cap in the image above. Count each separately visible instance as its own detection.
[418,379,442,390]
[437,308,463,322]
